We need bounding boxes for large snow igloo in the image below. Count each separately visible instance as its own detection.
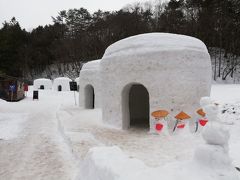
[33,78,52,90]
[53,77,71,91]
[100,33,212,131]
[79,60,101,109]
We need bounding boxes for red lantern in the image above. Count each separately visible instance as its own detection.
[177,124,185,129]
[199,119,208,126]
[24,84,28,91]
[155,123,163,132]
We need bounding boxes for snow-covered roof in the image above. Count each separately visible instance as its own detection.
[53,77,72,91]
[33,78,52,90]
[34,78,52,83]
[82,60,101,71]
[103,33,208,58]
[54,77,72,82]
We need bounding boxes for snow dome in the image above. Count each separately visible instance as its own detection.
[53,77,72,91]
[33,78,52,90]
[100,33,212,131]
[79,60,101,109]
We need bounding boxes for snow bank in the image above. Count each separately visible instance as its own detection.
[77,146,147,180]
[33,78,52,90]
[77,145,240,180]
[53,77,72,91]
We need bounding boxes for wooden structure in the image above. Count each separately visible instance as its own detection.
[0,74,25,101]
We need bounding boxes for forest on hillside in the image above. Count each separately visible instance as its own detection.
[0,0,240,81]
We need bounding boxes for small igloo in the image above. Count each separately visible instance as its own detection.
[53,77,72,91]
[100,33,212,131]
[79,60,101,109]
[33,78,52,90]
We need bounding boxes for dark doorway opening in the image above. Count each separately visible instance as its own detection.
[58,85,62,91]
[40,85,44,89]
[84,85,95,109]
[122,84,149,130]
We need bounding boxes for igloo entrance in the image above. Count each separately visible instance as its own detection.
[58,85,62,91]
[84,85,95,109]
[40,85,44,89]
[122,84,149,130]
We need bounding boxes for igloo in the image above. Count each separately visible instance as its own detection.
[33,78,52,90]
[53,77,72,91]
[79,60,101,109]
[100,33,212,131]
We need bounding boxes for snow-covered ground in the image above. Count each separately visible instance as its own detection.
[0,88,78,179]
[0,85,240,180]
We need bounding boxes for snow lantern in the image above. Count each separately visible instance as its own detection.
[79,60,101,109]
[33,78,52,90]
[53,77,71,91]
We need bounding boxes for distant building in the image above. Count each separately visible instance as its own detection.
[0,74,25,101]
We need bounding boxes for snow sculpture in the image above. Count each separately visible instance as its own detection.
[194,97,239,179]
[33,78,52,90]
[100,33,212,131]
[151,110,169,133]
[79,60,101,109]
[53,77,72,91]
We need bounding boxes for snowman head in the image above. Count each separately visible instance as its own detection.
[203,104,219,121]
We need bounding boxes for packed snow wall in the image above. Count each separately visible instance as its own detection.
[100,33,212,131]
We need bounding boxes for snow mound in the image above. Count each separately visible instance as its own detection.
[76,145,240,180]
[77,146,146,180]
[103,33,208,58]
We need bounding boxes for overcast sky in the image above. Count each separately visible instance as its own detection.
[0,0,150,31]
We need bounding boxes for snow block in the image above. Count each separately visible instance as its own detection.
[77,146,146,180]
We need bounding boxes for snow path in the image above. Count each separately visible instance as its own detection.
[58,107,204,167]
[0,90,78,180]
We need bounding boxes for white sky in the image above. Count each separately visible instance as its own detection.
[0,0,150,31]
